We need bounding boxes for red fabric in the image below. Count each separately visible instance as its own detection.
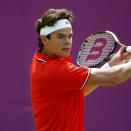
[30,50,91,131]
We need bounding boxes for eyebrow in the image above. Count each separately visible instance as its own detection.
[57,32,73,36]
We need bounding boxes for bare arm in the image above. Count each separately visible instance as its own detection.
[83,46,131,96]
[86,61,131,87]
[84,61,131,96]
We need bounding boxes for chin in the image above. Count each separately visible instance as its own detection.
[62,53,70,57]
[56,51,70,57]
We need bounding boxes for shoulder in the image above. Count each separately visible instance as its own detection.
[54,60,89,77]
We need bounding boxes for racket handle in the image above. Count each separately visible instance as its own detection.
[126,46,131,52]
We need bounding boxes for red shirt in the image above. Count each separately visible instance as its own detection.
[30,50,91,131]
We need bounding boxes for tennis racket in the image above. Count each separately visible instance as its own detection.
[77,31,131,67]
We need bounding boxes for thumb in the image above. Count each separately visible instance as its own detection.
[118,45,126,54]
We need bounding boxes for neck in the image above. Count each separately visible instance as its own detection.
[41,48,61,59]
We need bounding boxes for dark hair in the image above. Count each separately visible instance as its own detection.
[35,8,74,49]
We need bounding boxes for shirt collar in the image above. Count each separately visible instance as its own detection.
[35,49,72,63]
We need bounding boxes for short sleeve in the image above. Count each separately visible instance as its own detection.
[54,61,91,92]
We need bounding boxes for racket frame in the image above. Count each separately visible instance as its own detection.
[77,31,118,67]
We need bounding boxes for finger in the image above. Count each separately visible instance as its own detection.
[118,45,127,54]
[120,52,131,61]
[126,52,131,60]
[110,53,116,59]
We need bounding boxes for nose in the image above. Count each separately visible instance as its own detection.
[64,38,72,45]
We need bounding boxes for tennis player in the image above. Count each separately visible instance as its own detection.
[30,8,131,131]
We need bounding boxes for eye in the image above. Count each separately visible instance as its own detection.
[69,34,73,39]
[57,35,64,39]
[58,35,64,38]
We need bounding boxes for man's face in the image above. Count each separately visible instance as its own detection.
[42,28,73,58]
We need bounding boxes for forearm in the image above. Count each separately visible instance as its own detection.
[102,61,131,85]
[116,61,131,83]
[86,60,131,87]
[84,61,131,96]
[83,50,131,95]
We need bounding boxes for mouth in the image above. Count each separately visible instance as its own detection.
[62,47,71,52]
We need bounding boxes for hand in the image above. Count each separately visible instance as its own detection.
[123,51,131,62]
[108,45,131,67]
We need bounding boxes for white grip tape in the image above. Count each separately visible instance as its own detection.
[126,46,131,52]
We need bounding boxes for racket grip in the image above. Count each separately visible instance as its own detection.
[126,46,131,52]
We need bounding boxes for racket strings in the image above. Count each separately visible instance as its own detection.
[78,33,116,67]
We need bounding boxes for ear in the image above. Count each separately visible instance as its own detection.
[40,35,47,46]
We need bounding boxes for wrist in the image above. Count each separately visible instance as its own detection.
[108,60,114,67]
[100,63,110,69]
[108,59,119,67]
